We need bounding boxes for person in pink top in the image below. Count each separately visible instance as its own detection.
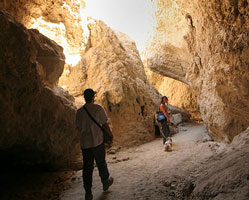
[159,96,170,144]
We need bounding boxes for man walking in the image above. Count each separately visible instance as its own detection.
[76,88,114,200]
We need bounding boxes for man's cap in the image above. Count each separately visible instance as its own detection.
[83,88,97,99]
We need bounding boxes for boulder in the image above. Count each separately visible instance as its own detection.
[0,9,79,170]
[168,104,191,122]
[191,127,249,199]
[170,113,182,126]
[28,29,65,87]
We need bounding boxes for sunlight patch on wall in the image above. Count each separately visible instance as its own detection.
[31,17,81,66]
[30,0,87,67]
[65,54,82,66]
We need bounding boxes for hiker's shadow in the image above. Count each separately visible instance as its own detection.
[95,191,111,200]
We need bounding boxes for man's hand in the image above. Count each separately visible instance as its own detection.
[102,123,114,144]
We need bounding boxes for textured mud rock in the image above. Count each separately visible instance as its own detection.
[60,20,163,146]
[191,128,249,200]
[0,10,79,169]
[146,0,249,142]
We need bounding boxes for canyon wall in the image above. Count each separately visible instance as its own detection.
[0,1,170,147]
[145,0,249,142]
[144,0,191,85]
[0,10,79,169]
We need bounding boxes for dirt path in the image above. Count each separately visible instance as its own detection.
[60,123,217,200]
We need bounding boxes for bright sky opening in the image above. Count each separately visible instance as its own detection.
[84,0,154,52]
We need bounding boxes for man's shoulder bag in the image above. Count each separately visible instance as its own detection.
[83,105,112,144]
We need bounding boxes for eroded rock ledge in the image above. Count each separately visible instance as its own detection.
[0,9,79,169]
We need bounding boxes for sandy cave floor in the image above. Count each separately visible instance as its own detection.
[1,123,227,200]
[61,123,219,200]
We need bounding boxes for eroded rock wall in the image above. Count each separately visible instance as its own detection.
[146,0,249,142]
[0,10,79,169]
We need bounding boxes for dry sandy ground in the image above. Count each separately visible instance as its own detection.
[59,123,219,200]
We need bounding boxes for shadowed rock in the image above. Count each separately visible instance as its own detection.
[0,9,79,170]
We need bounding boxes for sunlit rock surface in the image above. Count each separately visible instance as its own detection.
[60,20,163,146]
[145,0,249,142]
[0,10,79,169]
[0,0,86,56]
[144,0,191,85]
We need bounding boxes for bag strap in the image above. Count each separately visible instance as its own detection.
[83,105,103,130]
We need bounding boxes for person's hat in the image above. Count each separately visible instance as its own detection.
[83,88,97,100]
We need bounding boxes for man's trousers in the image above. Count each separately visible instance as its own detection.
[81,142,110,191]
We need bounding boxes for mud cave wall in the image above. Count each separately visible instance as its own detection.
[0,0,248,169]
[145,0,249,142]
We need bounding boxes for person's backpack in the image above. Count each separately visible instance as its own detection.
[157,103,167,122]
[157,111,166,122]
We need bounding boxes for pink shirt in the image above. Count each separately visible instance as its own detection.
[76,103,108,149]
